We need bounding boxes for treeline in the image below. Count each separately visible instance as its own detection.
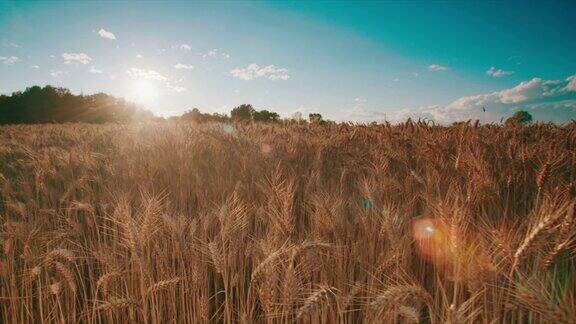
[176,104,326,124]
[0,85,155,124]
[0,85,535,126]
[0,86,326,125]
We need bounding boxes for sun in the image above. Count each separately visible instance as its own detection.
[128,80,159,106]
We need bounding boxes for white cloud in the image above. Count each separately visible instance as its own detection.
[30,65,40,69]
[498,78,554,103]
[566,75,576,91]
[50,70,66,77]
[0,56,19,65]
[165,75,187,92]
[390,75,576,124]
[202,48,230,59]
[174,63,194,70]
[179,44,192,51]
[98,28,116,40]
[136,54,143,59]
[127,67,188,93]
[166,83,187,92]
[428,64,448,71]
[346,107,388,122]
[345,97,387,122]
[126,68,167,81]
[2,42,20,48]
[230,64,289,81]
[486,66,514,77]
[89,66,103,74]
[62,52,92,64]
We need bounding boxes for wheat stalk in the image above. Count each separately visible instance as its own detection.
[54,261,76,293]
[296,286,334,320]
[95,298,140,312]
[146,277,181,295]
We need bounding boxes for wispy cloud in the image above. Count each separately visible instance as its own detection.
[50,70,67,77]
[230,64,289,81]
[62,52,92,64]
[0,56,19,65]
[428,64,448,71]
[166,83,187,92]
[2,42,20,48]
[135,54,143,59]
[179,44,192,51]
[127,67,188,93]
[97,28,116,40]
[346,107,387,122]
[202,48,229,59]
[126,68,167,81]
[89,66,103,74]
[507,55,522,65]
[486,66,514,77]
[174,63,194,70]
[566,75,576,91]
[345,97,388,121]
[391,74,576,124]
[30,65,40,69]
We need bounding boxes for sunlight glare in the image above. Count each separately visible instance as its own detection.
[128,81,159,106]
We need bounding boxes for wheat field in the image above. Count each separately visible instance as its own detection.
[0,121,575,323]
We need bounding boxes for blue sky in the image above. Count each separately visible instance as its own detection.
[1,0,575,123]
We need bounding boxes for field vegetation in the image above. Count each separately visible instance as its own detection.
[0,121,575,323]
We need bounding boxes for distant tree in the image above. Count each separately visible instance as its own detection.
[291,112,303,122]
[506,110,533,125]
[181,108,203,122]
[253,109,279,122]
[309,113,323,123]
[0,85,153,124]
[180,108,231,123]
[207,112,229,123]
[230,104,255,121]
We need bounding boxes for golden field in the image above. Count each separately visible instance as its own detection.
[0,121,575,323]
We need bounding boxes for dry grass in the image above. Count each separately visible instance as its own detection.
[0,120,575,323]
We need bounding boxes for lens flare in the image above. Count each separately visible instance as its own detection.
[412,217,494,283]
[222,123,235,134]
[411,218,450,262]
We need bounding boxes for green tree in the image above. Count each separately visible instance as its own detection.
[309,113,323,123]
[253,109,279,122]
[0,85,153,124]
[230,104,255,121]
[506,110,533,125]
[181,108,203,122]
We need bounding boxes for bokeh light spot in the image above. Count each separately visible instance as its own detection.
[222,123,235,134]
[362,197,373,209]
